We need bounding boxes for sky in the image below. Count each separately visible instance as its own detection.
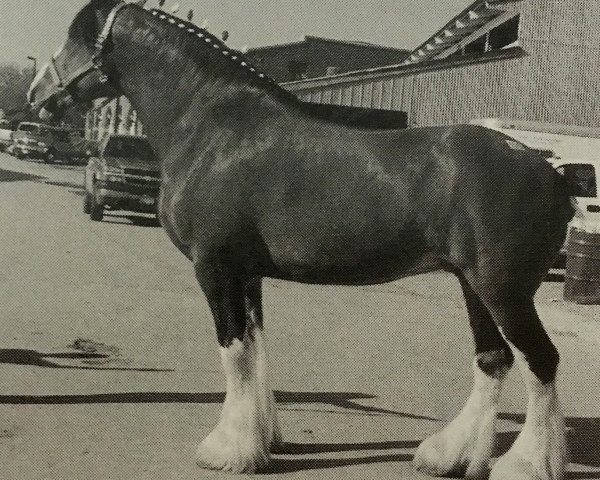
[0,0,474,69]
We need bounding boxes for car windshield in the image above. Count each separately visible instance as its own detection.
[104,137,155,160]
[51,130,71,142]
[18,123,39,133]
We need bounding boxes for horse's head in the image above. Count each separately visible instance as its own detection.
[28,0,137,120]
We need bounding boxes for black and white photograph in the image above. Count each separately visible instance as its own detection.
[0,1,598,479]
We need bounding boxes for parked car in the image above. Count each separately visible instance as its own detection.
[548,158,600,219]
[84,134,160,221]
[0,120,14,152]
[547,157,600,258]
[12,122,91,164]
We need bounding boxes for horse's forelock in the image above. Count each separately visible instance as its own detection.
[68,1,105,45]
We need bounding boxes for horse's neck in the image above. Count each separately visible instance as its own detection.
[110,11,294,160]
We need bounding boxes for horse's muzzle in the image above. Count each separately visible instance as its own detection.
[28,62,74,121]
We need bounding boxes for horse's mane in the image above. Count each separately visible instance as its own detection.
[146,8,302,107]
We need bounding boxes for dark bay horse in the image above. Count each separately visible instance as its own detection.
[28,1,574,478]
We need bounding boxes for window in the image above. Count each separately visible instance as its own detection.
[489,15,520,50]
[104,136,155,161]
[288,60,308,81]
[463,35,487,55]
[556,164,597,198]
[454,15,520,58]
[104,108,112,130]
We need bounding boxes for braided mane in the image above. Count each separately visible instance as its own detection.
[147,8,301,106]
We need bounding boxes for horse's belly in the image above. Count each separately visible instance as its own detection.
[267,239,441,285]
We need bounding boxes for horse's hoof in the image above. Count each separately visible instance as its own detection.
[414,433,469,477]
[490,453,542,480]
[414,429,492,479]
[490,450,564,480]
[196,428,270,474]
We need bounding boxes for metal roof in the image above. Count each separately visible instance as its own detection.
[402,0,521,65]
[248,36,408,54]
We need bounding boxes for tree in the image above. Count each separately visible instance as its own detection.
[0,63,32,114]
[0,62,87,129]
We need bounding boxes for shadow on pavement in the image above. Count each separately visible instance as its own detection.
[0,349,171,372]
[498,412,600,472]
[102,213,161,228]
[42,179,84,190]
[267,452,414,473]
[0,389,434,419]
[0,168,44,183]
[279,439,421,454]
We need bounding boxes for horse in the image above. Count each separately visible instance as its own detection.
[28,1,574,478]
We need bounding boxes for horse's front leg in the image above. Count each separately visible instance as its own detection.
[195,265,280,474]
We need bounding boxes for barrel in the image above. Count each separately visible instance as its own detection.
[564,226,600,304]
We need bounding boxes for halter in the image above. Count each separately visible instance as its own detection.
[92,1,129,83]
[40,1,129,97]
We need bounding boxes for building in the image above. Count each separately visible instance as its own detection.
[245,36,409,82]
[87,0,600,144]
[285,0,600,130]
[86,96,142,141]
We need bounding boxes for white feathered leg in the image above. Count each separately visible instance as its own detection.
[196,327,279,473]
[490,347,567,480]
[414,357,507,479]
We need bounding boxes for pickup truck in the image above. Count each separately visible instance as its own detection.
[84,134,160,221]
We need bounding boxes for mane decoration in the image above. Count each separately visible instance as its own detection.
[147,8,300,105]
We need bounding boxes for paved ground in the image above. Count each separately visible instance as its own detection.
[0,152,598,480]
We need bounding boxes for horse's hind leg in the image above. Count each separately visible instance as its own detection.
[194,264,280,474]
[414,275,513,479]
[485,295,567,480]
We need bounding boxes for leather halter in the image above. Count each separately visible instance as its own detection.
[92,1,129,83]
[46,1,129,93]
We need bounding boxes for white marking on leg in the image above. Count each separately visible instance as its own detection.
[196,328,279,473]
[490,345,567,480]
[415,358,506,479]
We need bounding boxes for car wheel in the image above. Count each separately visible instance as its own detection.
[44,149,56,164]
[89,184,104,222]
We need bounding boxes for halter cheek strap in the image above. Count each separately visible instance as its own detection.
[92,1,129,83]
